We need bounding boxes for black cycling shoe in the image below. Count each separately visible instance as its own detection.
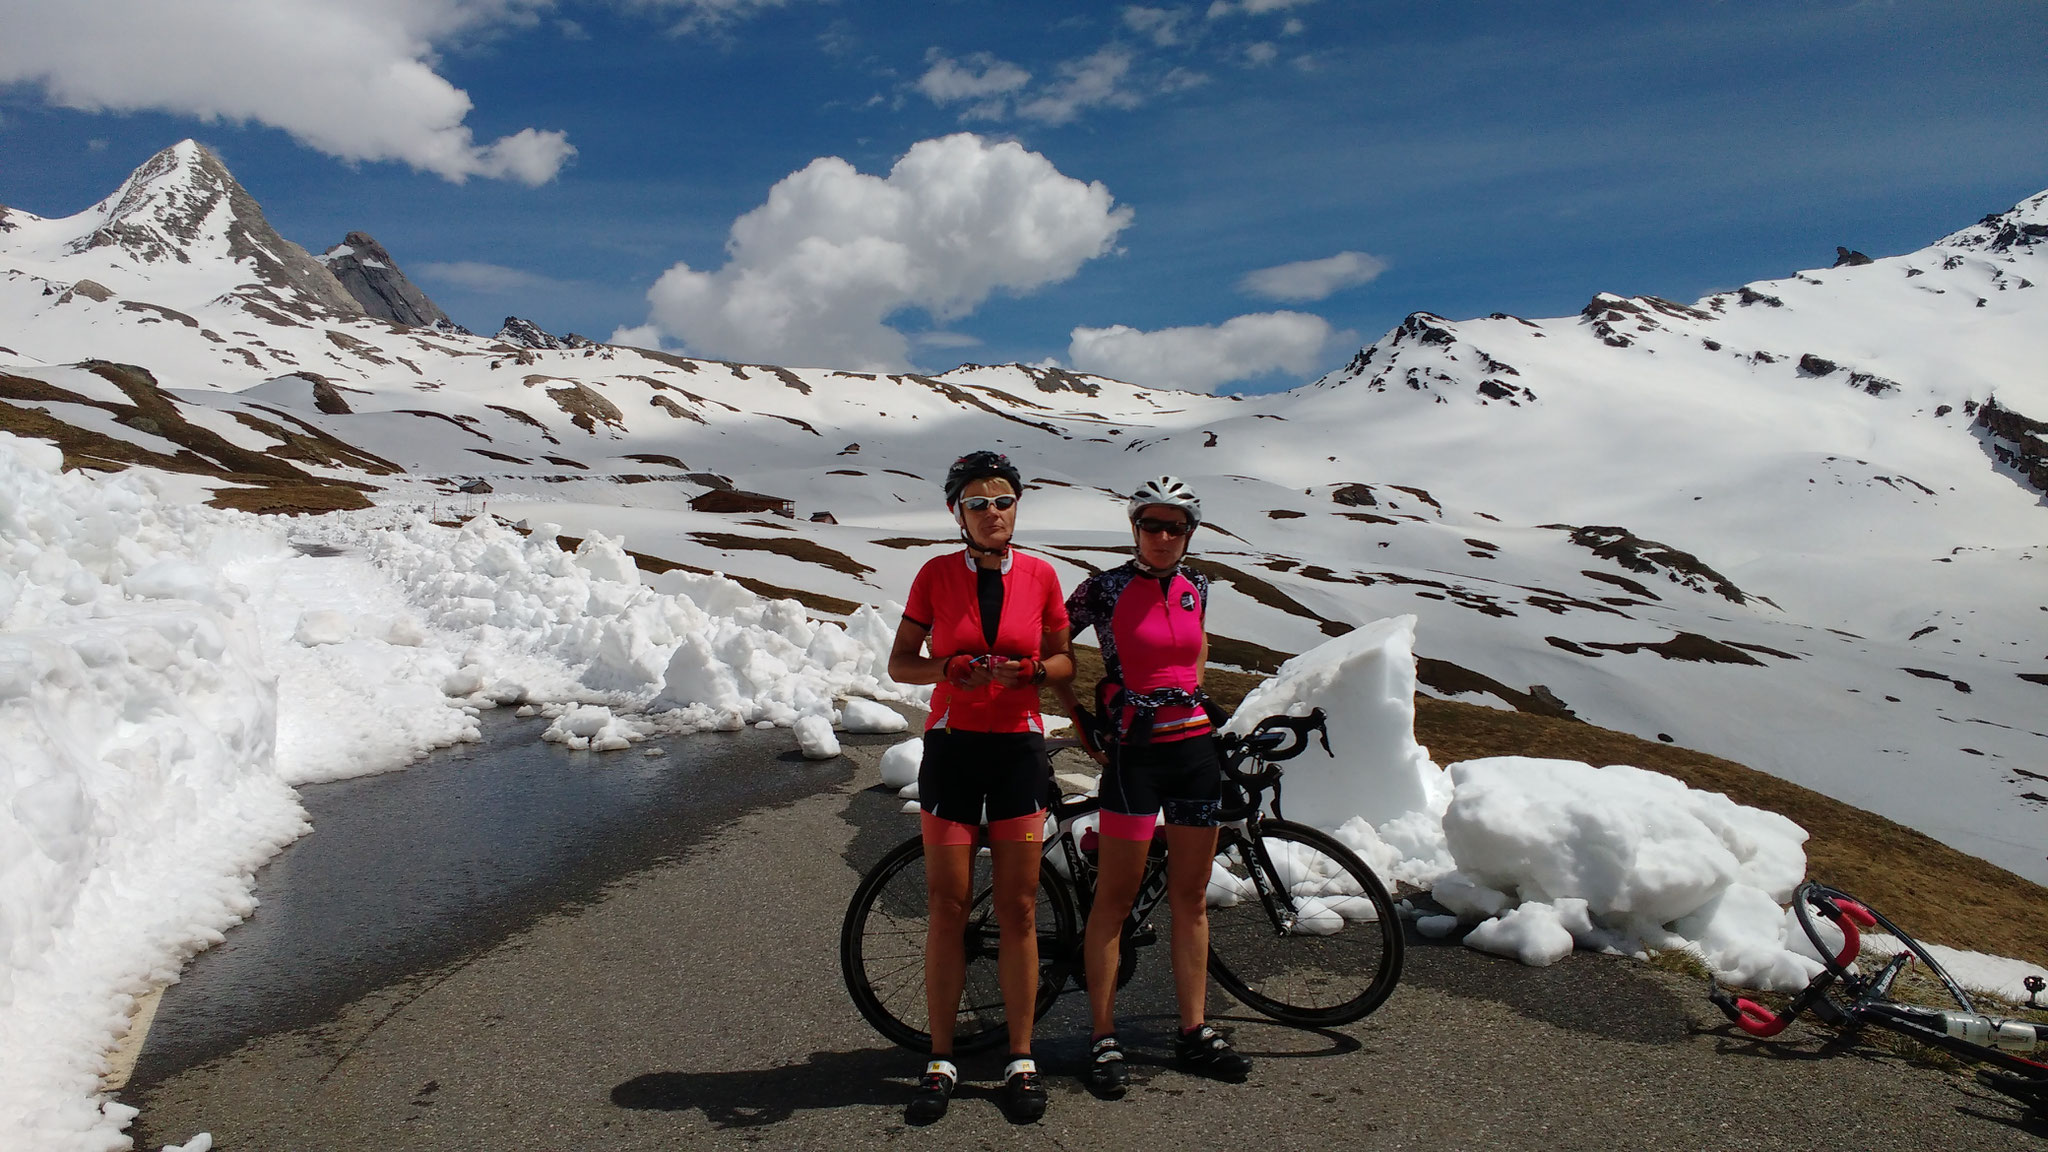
[905,1059,957,1125]
[1085,1035,1129,1098]
[1001,1057,1048,1122]
[1174,1023,1252,1082]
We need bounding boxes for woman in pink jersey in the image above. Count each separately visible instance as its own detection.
[1056,475,1252,1097]
[887,450,1074,1124]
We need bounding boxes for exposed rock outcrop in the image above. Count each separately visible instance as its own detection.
[496,317,594,350]
[319,231,463,331]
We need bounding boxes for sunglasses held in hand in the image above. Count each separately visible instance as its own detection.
[1136,517,1191,537]
[959,495,1018,512]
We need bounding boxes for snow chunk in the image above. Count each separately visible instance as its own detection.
[1223,615,1443,829]
[795,714,841,759]
[879,737,923,788]
[840,696,909,733]
[1464,901,1577,966]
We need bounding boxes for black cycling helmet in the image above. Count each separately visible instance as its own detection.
[943,450,1024,507]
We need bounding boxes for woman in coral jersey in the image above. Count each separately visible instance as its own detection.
[1056,475,1252,1098]
[886,450,1074,1125]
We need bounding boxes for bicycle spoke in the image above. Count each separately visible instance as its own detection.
[1205,821,1402,1026]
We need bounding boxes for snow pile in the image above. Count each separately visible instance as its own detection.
[1436,758,1817,988]
[336,514,914,736]
[0,433,309,1151]
[1217,615,1823,990]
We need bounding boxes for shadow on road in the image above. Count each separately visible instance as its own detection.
[611,1048,907,1128]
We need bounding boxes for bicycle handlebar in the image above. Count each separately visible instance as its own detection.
[1221,709,1332,768]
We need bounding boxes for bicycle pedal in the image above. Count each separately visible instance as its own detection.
[1127,925,1158,947]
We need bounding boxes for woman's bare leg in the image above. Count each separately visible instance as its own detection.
[1162,824,1221,1031]
[923,841,974,1056]
[1084,834,1151,1038]
[989,837,1045,1055]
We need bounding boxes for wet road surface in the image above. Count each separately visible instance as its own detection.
[123,724,2048,1150]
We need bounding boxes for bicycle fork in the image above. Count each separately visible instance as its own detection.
[1230,823,1299,937]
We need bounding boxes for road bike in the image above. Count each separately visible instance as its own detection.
[1708,881,2048,1118]
[840,709,1404,1054]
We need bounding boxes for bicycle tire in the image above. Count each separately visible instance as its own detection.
[1206,819,1403,1027]
[840,835,1080,1053]
[1791,882,1973,1013]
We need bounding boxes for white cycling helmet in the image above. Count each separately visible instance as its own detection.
[1128,475,1201,529]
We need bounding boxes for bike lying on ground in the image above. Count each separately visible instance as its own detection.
[840,709,1405,1053]
[1708,881,2048,1119]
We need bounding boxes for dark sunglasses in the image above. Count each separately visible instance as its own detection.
[959,495,1018,512]
[1136,517,1192,537]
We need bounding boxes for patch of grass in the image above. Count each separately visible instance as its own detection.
[1645,947,1713,982]
[208,483,372,514]
[689,532,874,578]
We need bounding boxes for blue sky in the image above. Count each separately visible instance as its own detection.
[3,0,2045,391]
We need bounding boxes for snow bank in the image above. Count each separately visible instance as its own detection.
[1435,756,1815,987]
[0,440,922,1148]
[319,514,915,740]
[0,433,309,1151]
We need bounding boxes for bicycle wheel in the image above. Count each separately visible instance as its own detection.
[1791,882,1973,1013]
[1206,819,1403,1027]
[840,835,1080,1053]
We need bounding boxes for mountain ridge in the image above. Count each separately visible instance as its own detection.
[2,143,2045,885]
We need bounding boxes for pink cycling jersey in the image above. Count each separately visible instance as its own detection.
[1065,561,1210,742]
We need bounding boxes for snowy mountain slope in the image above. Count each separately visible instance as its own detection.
[2,143,2045,883]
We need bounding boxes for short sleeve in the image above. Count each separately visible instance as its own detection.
[1191,569,1210,621]
[1041,567,1070,633]
[903,561,934,630]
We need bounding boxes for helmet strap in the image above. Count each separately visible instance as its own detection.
[958,510,1010,560]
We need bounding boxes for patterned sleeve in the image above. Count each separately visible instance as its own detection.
[1063,573,1099,638]
[1191,567,1211,621]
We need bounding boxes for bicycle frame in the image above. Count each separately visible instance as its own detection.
[1043,709,1336,948]
[1708,883,2048,1111]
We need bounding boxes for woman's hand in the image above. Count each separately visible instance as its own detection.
[990,656,1038,689]
[945,654,997,688]
[1078,737,1109,767]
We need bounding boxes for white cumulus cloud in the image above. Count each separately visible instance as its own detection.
[1239,250,1388,302]
[641,133,1134,370]
[0,0,574,184]
[1068,311,1336,393]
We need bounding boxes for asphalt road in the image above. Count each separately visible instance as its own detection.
[124,721,2048,1150]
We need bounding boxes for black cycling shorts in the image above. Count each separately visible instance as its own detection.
[1101,734,1223,827]
[919,729,1051,825]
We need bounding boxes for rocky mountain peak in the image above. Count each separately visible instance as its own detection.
[1936,187,2048,254]
[71,140,362,316]
[320,231,463,331]
[496,316,593,349]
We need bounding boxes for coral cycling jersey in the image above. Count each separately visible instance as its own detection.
[903,548,1069,734]
[1066,561,1211,742]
